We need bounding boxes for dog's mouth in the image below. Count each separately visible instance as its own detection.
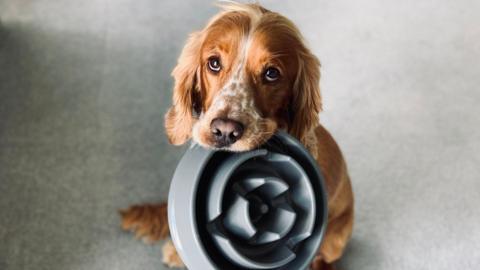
[192,111,279,152]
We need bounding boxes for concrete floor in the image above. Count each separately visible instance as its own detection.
[1,0,479,269]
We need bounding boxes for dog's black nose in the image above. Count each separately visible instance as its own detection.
[210,118,244,147]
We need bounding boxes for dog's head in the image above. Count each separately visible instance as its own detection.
[165,2,321,151]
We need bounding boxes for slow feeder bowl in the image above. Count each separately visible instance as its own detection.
[168,131,328,270]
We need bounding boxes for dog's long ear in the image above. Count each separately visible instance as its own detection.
[289,50,322,143]
[164,32,203,145]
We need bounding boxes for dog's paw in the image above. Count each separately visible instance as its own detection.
[310,256,336,270]
[162,239,185,268]
[119,203,169,243]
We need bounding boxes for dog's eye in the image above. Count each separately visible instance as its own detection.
[264,67,280,82]
[207,57,221,73]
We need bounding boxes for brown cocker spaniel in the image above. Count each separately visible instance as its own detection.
[121,2,354,270]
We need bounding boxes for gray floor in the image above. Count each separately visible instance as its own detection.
[1,0,479,269]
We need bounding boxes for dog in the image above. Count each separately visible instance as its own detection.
[120,2,354,269]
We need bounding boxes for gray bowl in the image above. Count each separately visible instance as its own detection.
[168,131,328,270]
